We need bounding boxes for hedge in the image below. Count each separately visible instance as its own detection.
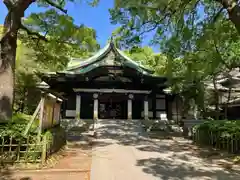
[193,120,240,153]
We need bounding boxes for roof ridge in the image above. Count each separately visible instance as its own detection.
[66,41,154,74]
[66,43,111,71]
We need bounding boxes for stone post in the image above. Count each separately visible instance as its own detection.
[93,93,99,120]
[128,94,133,120]
[76,94,81,119]
[144,96,149,120]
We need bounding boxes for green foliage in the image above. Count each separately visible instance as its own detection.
[0,113,38,138]
[13,39,42,114]
[125,46,167,75]
[1,1,101,115]
[110,0,240,47]
[110,0,240,118]
[193,120,240,152]
[195,120,240,136]
[20,8,100,71]
[0,113,65,162]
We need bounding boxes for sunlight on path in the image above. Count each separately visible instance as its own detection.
[90,119,240,180]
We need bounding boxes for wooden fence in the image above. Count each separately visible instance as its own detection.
[193,129,240,154]
[0,134,52,165]
[0,92,65,165]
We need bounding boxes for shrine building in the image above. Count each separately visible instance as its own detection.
[38,41,180,121]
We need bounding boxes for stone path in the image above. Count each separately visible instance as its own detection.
[3,119,240,180]
[90,119,240,180]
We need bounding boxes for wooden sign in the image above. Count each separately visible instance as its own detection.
[53,102,61,126]
[41,94,62,130]
[42,97,54,129]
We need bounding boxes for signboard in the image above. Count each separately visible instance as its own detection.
[42,97,54,129]
[53,102,61,126]
[41,94,62,130]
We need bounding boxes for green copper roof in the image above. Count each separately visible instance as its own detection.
[66,41,154,75]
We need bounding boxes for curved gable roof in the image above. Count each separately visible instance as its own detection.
[66,41,154,75]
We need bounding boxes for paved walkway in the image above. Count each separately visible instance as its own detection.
[90,119,240,180]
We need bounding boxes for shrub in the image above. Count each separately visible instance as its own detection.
[0,113,66,163]
[193,120,240,153]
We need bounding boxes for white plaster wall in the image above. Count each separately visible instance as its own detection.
[65,110,76,117]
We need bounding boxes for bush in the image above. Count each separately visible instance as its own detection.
[194,120,240,137]
[0,113,66,163]
[193,120,240,153]
[0,113,37,139]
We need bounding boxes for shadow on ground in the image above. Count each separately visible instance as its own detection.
[61,119,94,150]
[93,119,240,180]
[0,166,31,180]
[137,157,239,180]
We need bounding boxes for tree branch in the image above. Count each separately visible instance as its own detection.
[44,0,67,13]
[212,7,224,23]
[20,24,48,42]
[213,42,231,70]
[136,6,172,36]
[138,22,158,37]
[3,0,13,9]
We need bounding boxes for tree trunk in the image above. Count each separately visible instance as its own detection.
[0,0,33,122]
[217,0,240,34]
[0,20,17,122]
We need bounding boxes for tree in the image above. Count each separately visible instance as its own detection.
[110,0,240,120]
[124,46,167,75]
[161,17,240,119]
[0,0,99,121]
[110,0,240,48]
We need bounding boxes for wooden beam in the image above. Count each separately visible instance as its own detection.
[73,88,151,94]
[38,96,45,142]
[23,99,42,136]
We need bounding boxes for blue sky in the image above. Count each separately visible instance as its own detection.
[0,1,156,49]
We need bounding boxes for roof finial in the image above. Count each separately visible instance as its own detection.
[110,36,114,44]
[109,36,115,48]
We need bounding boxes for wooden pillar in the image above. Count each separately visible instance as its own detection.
[93,93,98,120]
[76,94,81,119]
[144,96,149,120]
[128,94,133,120]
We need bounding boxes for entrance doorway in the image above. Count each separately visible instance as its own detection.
[99,94,127,119]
